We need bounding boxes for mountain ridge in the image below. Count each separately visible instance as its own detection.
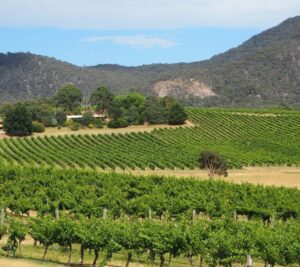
[0,16,300,107]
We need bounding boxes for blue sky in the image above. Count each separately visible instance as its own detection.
[0,0,299,66]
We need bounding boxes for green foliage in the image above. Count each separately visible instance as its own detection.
[55,111,67,126]
[70,122,80,131]
[0,109,299,169]
[5,215,300,266]
[107,117,128,128]
[1,166,300,221]
[94,119,104,128]
[3,103,33,136]
[90,86,114,112]
[167,103,187,125]
[115,92,146,111]
[81,111,94,126]
[0,224,6,240]
[145,96,166,124]
[54,84,83,112]
[32,121,45,133]
[5,219,26,257]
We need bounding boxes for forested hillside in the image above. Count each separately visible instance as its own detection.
[0,16,300,107]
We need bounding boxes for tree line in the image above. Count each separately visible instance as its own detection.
[0,84,187,136]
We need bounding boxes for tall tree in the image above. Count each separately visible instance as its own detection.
[3,103,33,136]
[167,103,187,125]
[90,86,114,113]
[55,84,83,112]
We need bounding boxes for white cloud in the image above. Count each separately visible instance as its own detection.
[0,0,299,29]
[81,35,177,49]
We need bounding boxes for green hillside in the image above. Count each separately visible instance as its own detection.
[0,109,299,169]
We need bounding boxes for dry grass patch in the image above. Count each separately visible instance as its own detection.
[118,166,300,188]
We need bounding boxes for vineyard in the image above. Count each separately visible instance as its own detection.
[0,166,300,266]
[0,109,299,170]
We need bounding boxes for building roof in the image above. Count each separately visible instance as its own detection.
[67,114,106,119]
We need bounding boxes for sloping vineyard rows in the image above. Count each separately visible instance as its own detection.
[2,217,300,267]
[1,166,300,221]
[0,109,299,169]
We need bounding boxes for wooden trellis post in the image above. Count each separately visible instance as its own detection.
[103,208,107,220]
[55,208,60,220]
[0,208,5,225]
[148,209,152,219]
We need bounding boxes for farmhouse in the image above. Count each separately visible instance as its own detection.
[66,114,106,121]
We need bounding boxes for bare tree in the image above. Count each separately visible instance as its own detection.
[198,150,228,178]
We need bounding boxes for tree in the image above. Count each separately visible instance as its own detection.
[115,92,145,111]
[145,97,166,124]
[161,96,177,111]
[55,84,83,112]
[167,103,187,125]
[55,111,67,126]
[199,151,228,178]
[90,86,114,112]
[81,111,94,126]
[36,110,57,127]
[3,103,33,136]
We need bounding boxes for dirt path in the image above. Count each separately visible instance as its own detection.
[118,166,300,188]
[0,257,64,267]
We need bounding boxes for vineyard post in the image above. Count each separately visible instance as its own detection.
[192,209,196,221]
[233,210,237,221]
[55,208,59,220]
[148,209,152,219]
[103,208,107,220]
[247,255,253,267]
[0,208,4,225]
[270,213,275,227]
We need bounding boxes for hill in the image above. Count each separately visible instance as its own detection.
[0,16,300,107]
[0,109,299,169]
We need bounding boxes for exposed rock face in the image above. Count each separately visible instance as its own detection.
[154,79,216,98]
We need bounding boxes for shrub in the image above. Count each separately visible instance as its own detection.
[70,122,80,131]
[87,124,94,129]
[56,111,67,126]
[107,120,119,128]
[32,121,45,133]
[81,112,94,126]
[108,117,128,128]
[94,119,104,129]
[117,117,128,128]
[37,110,57,127]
